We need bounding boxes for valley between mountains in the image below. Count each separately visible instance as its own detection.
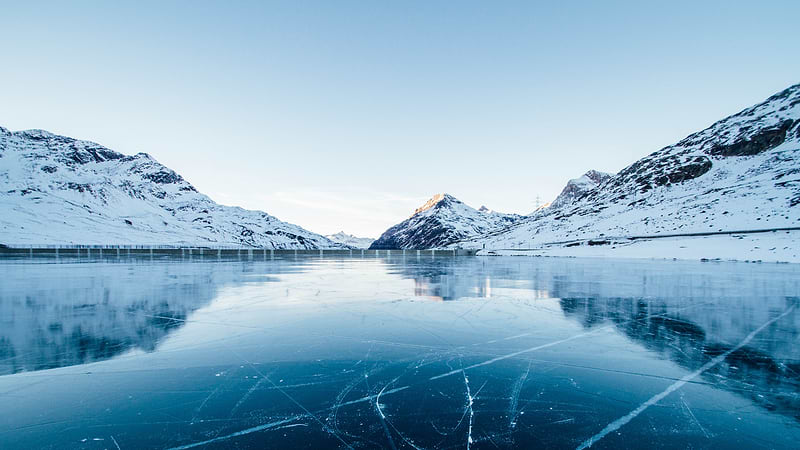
[2,83,799,261]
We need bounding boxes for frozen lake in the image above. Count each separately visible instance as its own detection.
[0,255,798,449]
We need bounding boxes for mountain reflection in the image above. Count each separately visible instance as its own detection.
[397,257,800,421]
[411,272,493,301]
[0,261,276,375]
[390,258,494,300]
[559,296,800,422]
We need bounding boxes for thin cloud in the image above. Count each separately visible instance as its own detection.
[249,188,428,237]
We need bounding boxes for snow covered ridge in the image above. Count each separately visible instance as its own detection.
[451,83,800,261]
[324,231,375,248]
[369,193,522,249]
[549,170,613,209]
[0,127,344,248]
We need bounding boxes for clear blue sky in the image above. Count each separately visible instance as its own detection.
[1,1,798,237]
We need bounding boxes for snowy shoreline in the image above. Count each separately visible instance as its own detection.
[477,230,800,264]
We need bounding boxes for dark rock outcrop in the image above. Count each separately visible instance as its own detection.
[710,119,795,157]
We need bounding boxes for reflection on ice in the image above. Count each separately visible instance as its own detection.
[1,265,202,374]
[0,262,281,374]
[0,256,798,449]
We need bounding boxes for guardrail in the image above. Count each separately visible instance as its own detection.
[0,246,479,259]
[0,244,264,249]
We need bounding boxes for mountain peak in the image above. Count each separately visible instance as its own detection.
[550,170,613,209]
[413,193,459,215]
[582,170,613,184]
[17,129,57,139]
[371,194,522,250]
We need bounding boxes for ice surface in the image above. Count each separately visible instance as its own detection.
[0,255,798,449]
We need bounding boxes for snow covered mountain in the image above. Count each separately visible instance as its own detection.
[0,127,343,248]
[454,83,800,260]
[369,193,522,249]
[324,231,375,248]
[549,170,613,209]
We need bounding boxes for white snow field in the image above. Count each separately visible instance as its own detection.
[481,229,800,263]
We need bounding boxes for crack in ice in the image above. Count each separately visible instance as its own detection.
[430,303,709,381]
[463,371,474,450]
[509,360,531,430]
[375,380,398,450]
[575,303,796,450]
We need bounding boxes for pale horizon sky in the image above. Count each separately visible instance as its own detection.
[2,1,799,237]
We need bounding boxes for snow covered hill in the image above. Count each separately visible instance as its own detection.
[454,83,800,261]
[0,127,343,248]
[324,231,374,248]
[369,193,522,249]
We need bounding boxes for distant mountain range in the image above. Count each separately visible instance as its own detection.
[325,231,374,248]
[3,83,798,259]
[0,128,344,248]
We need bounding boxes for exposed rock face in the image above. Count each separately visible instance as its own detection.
[550,170,613,209]
[0,127,343,248]
[370,194,522,249]
[456,83,800,249]
[709,118,796,157]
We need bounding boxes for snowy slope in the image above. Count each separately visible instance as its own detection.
[455,83,800,259]
[369,193,522,249]
[0,127,343,248]
[324,231,375,248]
